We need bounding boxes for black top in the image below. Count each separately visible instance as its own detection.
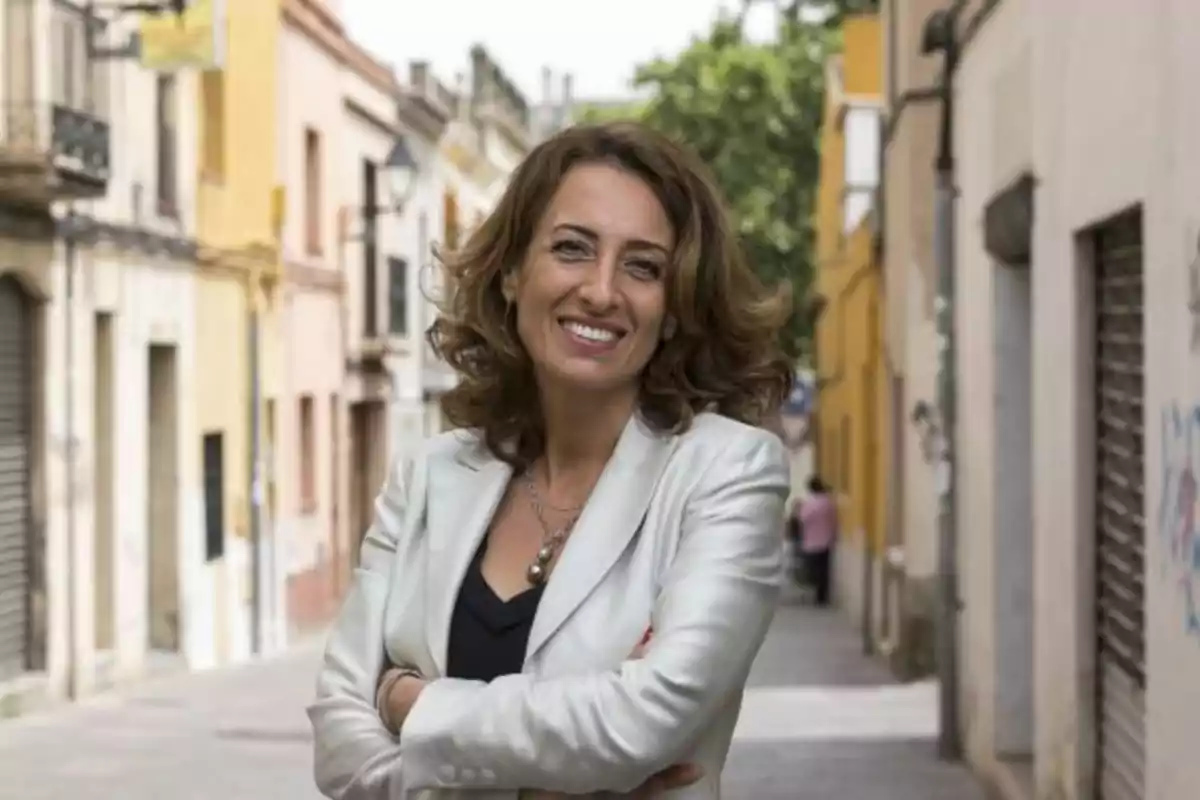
[445,539,545,682]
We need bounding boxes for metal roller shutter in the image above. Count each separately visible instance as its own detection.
[0,277,32,680]
[1093,210,1146,800]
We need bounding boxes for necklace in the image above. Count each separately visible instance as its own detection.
[522,470,583,586]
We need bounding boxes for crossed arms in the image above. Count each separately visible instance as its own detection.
[307,431,789,799]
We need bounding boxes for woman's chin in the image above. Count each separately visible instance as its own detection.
[538,363,639,398]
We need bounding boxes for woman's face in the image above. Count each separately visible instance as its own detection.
[510,163,674,397]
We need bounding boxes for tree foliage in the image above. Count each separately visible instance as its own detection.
[804,0,881,29]
[585,5,834,352]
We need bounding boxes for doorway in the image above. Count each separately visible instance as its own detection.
[0,277,34,680]
[93,312,115,655]
[992,259,1034,764]
[146,344,180,653]
[348,401,385,565]
[1090,209,1146,800]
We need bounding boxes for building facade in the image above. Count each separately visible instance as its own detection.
[391,60,454,467]
[421,45,532,432]
[811,14,888,647]
[0,0,201,709]
[275,0,357,639]
[193,0,285,667]
[334,23,415,621]
[877,0,943,679]
[949,0,1200,797]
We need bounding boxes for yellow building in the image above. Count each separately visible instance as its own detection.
[811,15,889,630]
[192,0,284,665]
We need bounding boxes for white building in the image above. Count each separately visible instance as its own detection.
[336,47,419,577]
[0,4,201,708]
[417,46,533,434]
[391,60,455,459]
[952,1,1200,798]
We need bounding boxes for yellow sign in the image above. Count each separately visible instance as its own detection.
[270,185,286,236]
[139,0,226,71]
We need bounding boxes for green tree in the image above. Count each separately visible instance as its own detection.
[613,5,831,352]
[801,0,881,29]
[575,100,648,124]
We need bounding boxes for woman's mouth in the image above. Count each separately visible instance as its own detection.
[560,319,625,352]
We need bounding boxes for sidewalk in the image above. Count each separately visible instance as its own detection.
[0,587,985,799]
[725,585,986,798]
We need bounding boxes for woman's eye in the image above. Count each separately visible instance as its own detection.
[627,260,663,279]
[551,240,589,258]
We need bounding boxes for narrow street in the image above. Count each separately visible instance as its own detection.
[0,588,985,799]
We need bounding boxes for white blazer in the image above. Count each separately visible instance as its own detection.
[308,411,791,800]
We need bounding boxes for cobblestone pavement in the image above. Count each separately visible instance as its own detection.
[0,588,986,799]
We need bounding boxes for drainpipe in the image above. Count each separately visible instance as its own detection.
[248,265,263,656]
[62,208,79,698]
[923,0,965,762]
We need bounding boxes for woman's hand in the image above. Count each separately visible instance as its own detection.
[376,667,428,735]
[523,629,705,798]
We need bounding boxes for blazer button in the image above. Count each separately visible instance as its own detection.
[461,768,477,782]
[439,765,456,782]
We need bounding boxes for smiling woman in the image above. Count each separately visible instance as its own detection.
[309,121,797,800]
[429,121,795,468]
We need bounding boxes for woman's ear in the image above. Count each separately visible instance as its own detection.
[501,270,518,303]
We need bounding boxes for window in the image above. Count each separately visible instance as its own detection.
[363,159,379,336]
[202,432,225,562]
[443,190,459,251]
[156,74,178,216]
[200,70,225,179]
[389,257,409,336]
[305,128,322,254]
[841,105,881,233]
[299,394,316,513]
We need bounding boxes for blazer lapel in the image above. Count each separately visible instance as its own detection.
[425,440,512,676]
[525,415,676,662]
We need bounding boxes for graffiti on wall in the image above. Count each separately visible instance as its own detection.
[1157,402,1200,634]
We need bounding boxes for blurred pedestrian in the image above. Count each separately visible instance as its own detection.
[797,476,838,607]
[308,121,795,799]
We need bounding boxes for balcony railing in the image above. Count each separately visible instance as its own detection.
[0,102,110,199]
[0,0,111,201]
[52,104,111,184]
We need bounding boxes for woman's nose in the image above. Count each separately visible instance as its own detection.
[577,259,618,309]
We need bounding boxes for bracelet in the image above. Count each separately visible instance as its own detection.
[377,667,421,735]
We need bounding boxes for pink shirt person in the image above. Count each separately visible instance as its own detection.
[796,479,838,553]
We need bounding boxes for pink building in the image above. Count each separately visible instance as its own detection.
[274,0,376,638]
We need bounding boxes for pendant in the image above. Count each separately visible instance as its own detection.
[526,562,547,585]
[535,545,554,564]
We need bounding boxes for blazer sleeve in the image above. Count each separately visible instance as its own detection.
[397,429,790,795]
[307,452,423,800]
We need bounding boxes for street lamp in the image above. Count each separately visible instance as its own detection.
[361,135,417,255]
[351,134,420,343]
[383,135,418,213]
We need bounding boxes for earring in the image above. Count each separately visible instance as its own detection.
[662,317,677,340]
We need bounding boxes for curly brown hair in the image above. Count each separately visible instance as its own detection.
[427,121,794,467]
